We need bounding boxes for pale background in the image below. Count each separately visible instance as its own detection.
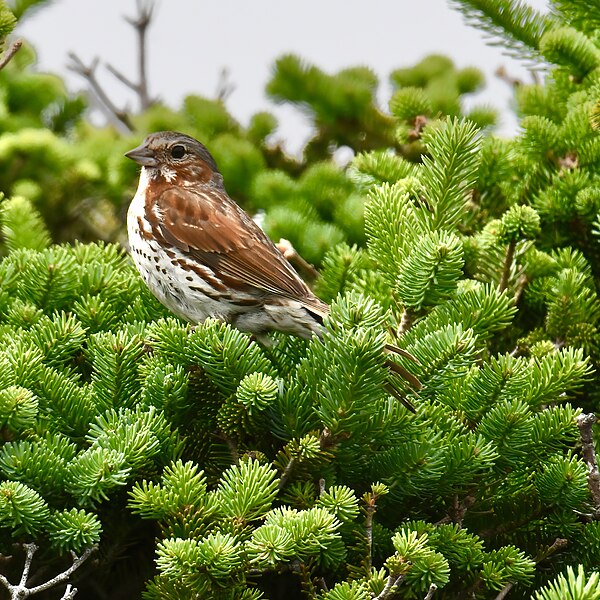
[15,0,550,152]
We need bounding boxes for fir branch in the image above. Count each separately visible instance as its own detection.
[421,118,482,230]
[396,229,465,309]
[0,39,21,71]
[494,538,568,599]
[552,0,600,34]
[1,196,51,252]
[576,413,600,515]
[450,0,553,62]
[497,206,539,292]
[364,182,428,288]
[539,27,600,80]
[534,565,600,600]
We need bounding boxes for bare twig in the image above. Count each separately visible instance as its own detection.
[374,574,404,600]
[364,498,375,573]
[534,538,568,563]
[498,239,516,293]
[276,238,320,281]
[319,427,342,450]
[294,560,318,599]
[0,39,22,71]
[318,478,326,497]
[67,52,133,132]
[407,115,428,142]
[216,67,235,102]
[0,543,96,599]
[577,413,600,515]
[512,273,529,305]
[424,583,438,600]
[69,1,156,128]
[278,456,296,490]
[122,0,155,110]
[220,431,239,466]
[435,495,476,526]
[495,65,523,88]
[558,151,579,172]
[105,63,139,94]
[315,576,328,592]
[494,582,513,600]
[398,308,413,334]
[18,543,36,588]
[60,584,78,600]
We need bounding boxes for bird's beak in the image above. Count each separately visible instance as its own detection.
[125,143,159,167]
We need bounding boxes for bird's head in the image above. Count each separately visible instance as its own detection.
[125,131,222,186]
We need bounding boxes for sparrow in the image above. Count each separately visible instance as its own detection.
[125,131,420,408]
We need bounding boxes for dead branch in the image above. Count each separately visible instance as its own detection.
[495,65,523,88]
[67,52,133,132]
[275,238,320,281]
[216,67,235,102]
[0,543,96,599]
[577,413,600,516]
[106,0,156,110]
[374,574,404,600]
[68,0,157,128]
[424,584,437,600]
[0,39,22,71]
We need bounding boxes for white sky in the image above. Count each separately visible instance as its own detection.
[16,0,550,152]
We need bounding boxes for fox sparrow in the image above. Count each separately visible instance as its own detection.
[125,131,419,407]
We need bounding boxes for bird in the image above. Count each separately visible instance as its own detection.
[125,131,420,408]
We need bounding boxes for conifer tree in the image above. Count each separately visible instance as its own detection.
[1,0,600,599]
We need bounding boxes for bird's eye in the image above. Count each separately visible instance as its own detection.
[171,145,186,159]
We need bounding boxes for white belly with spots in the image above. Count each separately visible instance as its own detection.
[127,184,233,323]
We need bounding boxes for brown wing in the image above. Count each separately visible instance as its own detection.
[149,185,328,315]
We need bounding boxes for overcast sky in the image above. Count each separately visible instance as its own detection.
[15,0,550,152]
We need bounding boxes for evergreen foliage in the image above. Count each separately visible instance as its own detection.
[1,0,600,598]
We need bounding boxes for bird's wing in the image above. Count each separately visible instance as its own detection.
[149,185,328,315]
